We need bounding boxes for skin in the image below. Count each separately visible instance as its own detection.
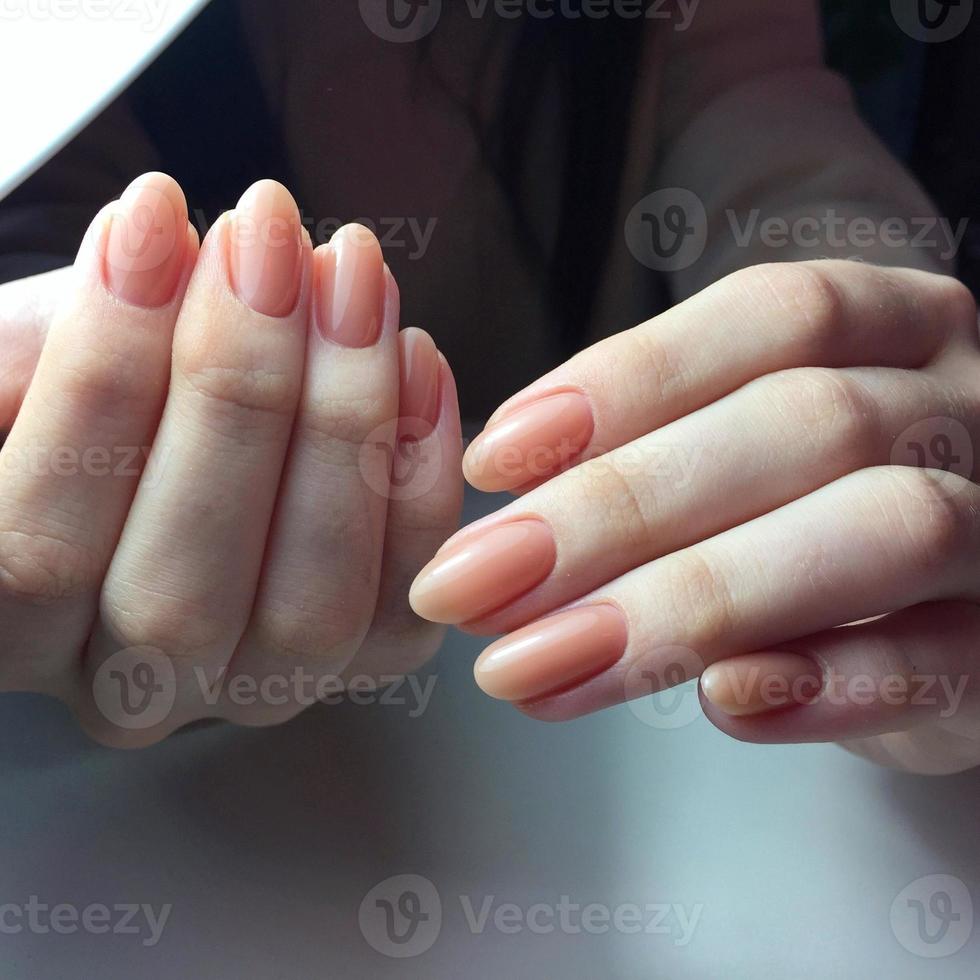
[1,2,977,773]
[0,173,463,747]
[411,260,980,776]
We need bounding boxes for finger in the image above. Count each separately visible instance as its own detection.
[463,261,974,492]
[78,180,311,746]
[0,266,74,432]
[221,231,398,726]
[699,601,980,773]
[0,173,195,696]
[470,465,980,718]
[412,364,978,633]
[353,341,464,684]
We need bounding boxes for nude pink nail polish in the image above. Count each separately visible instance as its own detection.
[104,172,187,308]
[701,653,821,716]
[409,519,556,625]
[463,391,595,492]
[315,224,384,347]
[474,604,628,702]
[399,328,442,433]
[229,180,303,317]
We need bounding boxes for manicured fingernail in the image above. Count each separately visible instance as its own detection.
[464,391,594,492]
[105,172,187,308]
[315,224,384,347]
[409,519,556,625]
[701,653,822,717]
[229,179,303,317]
[475,604,628,702]
[399,328,442,432]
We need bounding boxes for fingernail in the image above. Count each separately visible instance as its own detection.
[409,519,556,625]
[464,391,594,492]
[701,653,822,717]
[229,179,303,317]
[475,604,628,702]
[315,224,384,347]
[399,328,442,433]
[105,172,187,308]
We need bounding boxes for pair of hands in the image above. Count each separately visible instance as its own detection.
[3,173,980,774]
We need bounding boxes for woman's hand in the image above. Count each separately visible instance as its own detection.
[0,172,462,747]
[0,266,73,432]
[410,260,980,775]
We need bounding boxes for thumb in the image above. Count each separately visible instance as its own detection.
[0,265,72,433]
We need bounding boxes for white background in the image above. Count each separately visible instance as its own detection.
[0,0,210,200]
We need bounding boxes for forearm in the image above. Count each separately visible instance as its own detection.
[656,66,951,299]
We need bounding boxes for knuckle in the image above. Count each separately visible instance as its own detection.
[78,714,168,751]
[934,275,977,335]
[757,367,879,466]
[297,393,391,461]
[177,360,300,420]
[875,466,978,569]
[358,618,446,679]
[249,603,370,665]
[0,529,99,605]
[571,454,653,549]
[742,262,848,359]
[664,548,738,652]
[627,325,684,401]
[51,339,160,420]
[100,585,230,658]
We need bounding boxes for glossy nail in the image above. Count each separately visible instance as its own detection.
[316,224,384,347]
[701,653,822,717]
[464,391,595,492]
[409,519,556,625]
[229,179,303,317]
[475,604,628,702]
[105,172,187,308]
[399,327,442,432]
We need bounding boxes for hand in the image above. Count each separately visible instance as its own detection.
[0,172,462,747]
[410,260,980,775]
[0,265,73,432]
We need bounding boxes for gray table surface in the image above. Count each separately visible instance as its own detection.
[2,488,979,979]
